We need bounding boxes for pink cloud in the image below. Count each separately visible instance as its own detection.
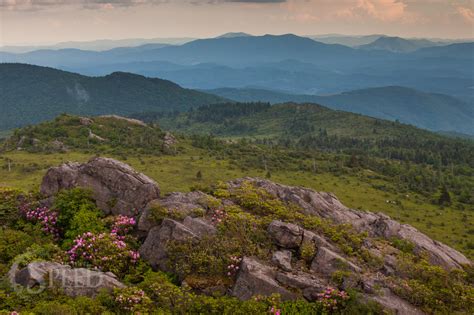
[282,0,409,23]
[457,6,474,23]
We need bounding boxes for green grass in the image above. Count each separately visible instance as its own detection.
[1,146,472,259]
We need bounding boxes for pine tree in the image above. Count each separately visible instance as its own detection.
[438,186,451,206]
[196,170,203,180]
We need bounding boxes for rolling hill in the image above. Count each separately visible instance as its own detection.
[206,86,474,135]
[0,63,224,130]
[358,36,440,52]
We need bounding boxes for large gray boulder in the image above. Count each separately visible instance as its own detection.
[267,220,303,249]
[40,157,160,216]
[368,288,425,315]
[275,271,326,299]
[311,246,362,275]
[138,191,207,232]
[232,257,297,301]
[139,219,198,272]
[9,261,124,297]
[228,178,472,270]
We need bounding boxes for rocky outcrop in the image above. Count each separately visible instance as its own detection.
[163,132,178,148]
[368,288,425,315]
[228,178,472,270]
[99,115,147,127]
[232,257,297,301]
[79,117,93,126]
[88,129,106,142]
[369,214,471,270]
[267,220,303,249]
[311,247,362,275]
[275,271,326,300]
[9,261,124,297]
[182,216,216,237]
[40,157,160,216]
[272,250,292,272]
[138,191,207,232]
[139,218,199,271]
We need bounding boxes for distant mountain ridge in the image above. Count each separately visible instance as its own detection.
[206,86,474,135]
[0,63,224,130]
[358,36,440,52]
[1,34,472,102]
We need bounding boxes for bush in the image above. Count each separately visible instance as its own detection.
[0,228,34,265]
[63,206,106,245]
[53,188,98,232]
[391,253,474,313]
[13,243,62,269]
[0,188,24,227]
[300,240,316,263]
[67,232,139,277]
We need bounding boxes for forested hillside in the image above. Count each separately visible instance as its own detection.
[206,87,474,135]
[133,102,474,207]
[0,63,224,130]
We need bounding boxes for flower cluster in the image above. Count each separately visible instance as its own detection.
[211,208,227,225]
[270,306,281,315]
[115,287,151,312]
[111,215,136,236]
[67,232,139,276]
[316,287,349,312]
[226,255,242,277]
[22,205,59,238]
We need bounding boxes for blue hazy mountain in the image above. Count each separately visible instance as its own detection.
[1,34,472,102]
[358,36,440,52]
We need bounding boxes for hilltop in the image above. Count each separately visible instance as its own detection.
[358,36,439,53]
[0,63,224,130]
[206,86,474,135]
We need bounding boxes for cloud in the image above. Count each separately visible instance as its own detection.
[281,0,411,24]
[457,5,474,23]
[0,0,287,11]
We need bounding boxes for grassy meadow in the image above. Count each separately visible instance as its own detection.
[1,145,472,260]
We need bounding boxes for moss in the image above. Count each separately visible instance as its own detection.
[149,202,188,223]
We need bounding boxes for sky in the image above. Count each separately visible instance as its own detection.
[0,0,473,46]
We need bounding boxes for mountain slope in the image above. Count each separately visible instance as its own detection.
[206,86,474,135]
[358,36,439,52]
[0,63,224,130]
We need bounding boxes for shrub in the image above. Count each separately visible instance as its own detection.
[391,253,474,313]
[114,287,152,313]
[52,188,98,232]
[390,237,415,254]
[13,243,62,269]
[21,205,59,239]
[300,241,316,263]
[0,188,24,227]
[316,287,350,313]
[63,206,106,244]
[31,301,75,315]
[67,232,139,277]
[0,228,34,265]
